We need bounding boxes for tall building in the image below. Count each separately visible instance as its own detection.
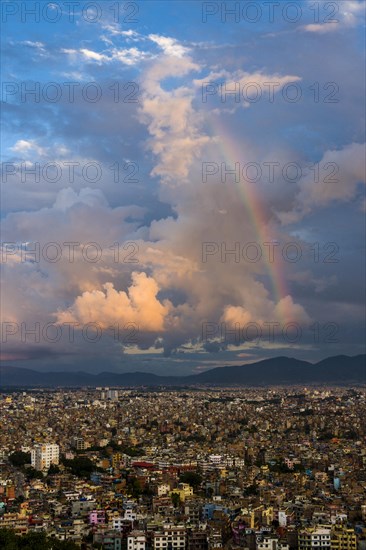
[257,536,289,550]
[187,529,208,550]
[31,443,59,471]
[299,528,331,550]
[108,389,119,401]
[331,525,357,550]
[128,531,147,550]
[71,436,86,451]
[299,525,357,550]
[152,525,186,550]
[100,387,119,400]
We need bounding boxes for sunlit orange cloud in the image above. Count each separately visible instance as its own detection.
[56,272,170,332]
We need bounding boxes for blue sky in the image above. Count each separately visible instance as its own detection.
[1,0,365,375]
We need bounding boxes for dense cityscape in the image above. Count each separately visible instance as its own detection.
[1,386,365,549]
[1,1,365,550]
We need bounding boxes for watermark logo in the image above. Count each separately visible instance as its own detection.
[1,161,139,184]
[2,81,140,104]
[201,161,339,184]
[1,321,139,344]
[202,321,339,344]
[201,242,340,263]
[201,2,339,25]
[1,2,139,24]
[1,241,140,264]
[202,81,340,104]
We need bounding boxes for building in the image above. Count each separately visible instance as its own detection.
[185,502,202,525]
[0,513,28,535]
[71,437,85,451]
[128,530,147,550]
[101,388,119,400]
[152,524,186,550]
[171,483,194,502]
[158,483,171,496]
[89,510,106,525]
[93,530,123,550]
[31,443,59,471]
[187,529,208,550]
[257,536,289,550]
[299,527,331,550]
[331,525,357,550]
[112,452,124,469]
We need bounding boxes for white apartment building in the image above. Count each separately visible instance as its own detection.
[124,509,137,521]
[158,459,171,469]
[31,443,59,471]
[112,516,125,531]
[224,456,245,468]
[209,455,222,464]
[100,388,119,400]
[257,536,290,550]
[153,524,186,550]
[202,454,245,470]
[298,527,331,550]
[128,531,147,550]
[158,484,171,496]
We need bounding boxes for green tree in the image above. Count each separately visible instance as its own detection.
[47,463,60,476]
[8,451,31,468]
[243,484,258,496]
[48,538,80,549]
[61,456,95,478]
[0,529,80,549]
[128,478,142,498]
[25,467,44,480]
[179,471,202,489]
[171,492,181,508]
[16,530,49,549]
[0,528,18,550]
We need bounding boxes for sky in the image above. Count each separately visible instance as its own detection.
[0,0,365,376]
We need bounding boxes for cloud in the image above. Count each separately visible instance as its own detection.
[120,30,139,38]
[340,0,366,26]
[20,40,45,49]
[221,306,253,327]
[139,43,299,183]
[56,272,170,332]
[195,69,301,111]
[274,295,311,324]
[221,293,310,332]
[139,54,212,182]
[64,46,151,67]
[101,24,139,38]
[110,47,150,65]
[302,0,365,33]
[302,23,340,34]
[148,34,189,58]
[10,139,45,156]
[80,48,109,62]
[278,142,366,223]
[52,187,109,211]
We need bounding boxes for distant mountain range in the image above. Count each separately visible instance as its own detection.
[0,355,365,388]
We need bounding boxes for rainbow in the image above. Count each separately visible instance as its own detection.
[209,116,293,321]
